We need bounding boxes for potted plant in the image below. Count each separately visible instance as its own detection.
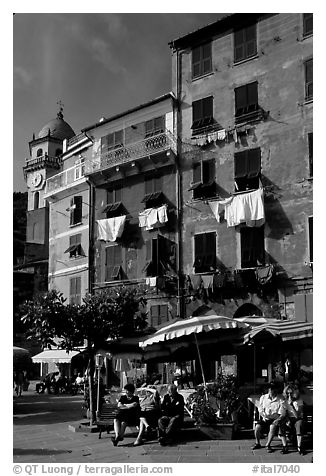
[187,375,241,440]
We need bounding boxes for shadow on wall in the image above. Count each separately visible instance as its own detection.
[262,175,294,240]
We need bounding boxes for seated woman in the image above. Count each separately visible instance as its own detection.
[111,383,140,446]
[134,389,161,446]
[282,384,305,455]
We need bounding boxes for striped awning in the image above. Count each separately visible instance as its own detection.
[139,312,249,348]
[243,320,313,343]
[32,349,80,364]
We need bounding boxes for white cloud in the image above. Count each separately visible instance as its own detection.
[13,66,32,88]
[90,37,127,74]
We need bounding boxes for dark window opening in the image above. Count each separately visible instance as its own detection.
[151,304,169,327]
[34,192,40,210]
[190,160,216,199]
[191,96,214,133]
[105,245,123,281]
[144,235,176,277]
[145,116,165,138]
[70,196,83,226]
[234,24,257,63]
[36,148,43,157]
[193,232,216,273]
[303,13,313,37]
[235,82,260,123]
[305,58,313,100]
[55,148,62,157]
[70,276,81,305]
[192,42,212,79]
[240,226,265,268]
[308,132,313,177]
[64,234,83,258]
[234,148,261,192]
[308,216,313,262]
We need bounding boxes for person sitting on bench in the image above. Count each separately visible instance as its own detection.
[282,384,305,455]
[157,384,184,446]
[134,388,161,446]
[111,383,140,446]
[252,382,288,454]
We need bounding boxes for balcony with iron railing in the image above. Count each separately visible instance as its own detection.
[24,154,62,171]
[85,130,177,174]
[44,163,86,197]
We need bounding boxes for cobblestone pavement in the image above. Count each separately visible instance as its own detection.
[13,387,313,464]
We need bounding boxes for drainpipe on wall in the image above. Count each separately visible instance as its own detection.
[86,177,96,295]
[175,48,184,320]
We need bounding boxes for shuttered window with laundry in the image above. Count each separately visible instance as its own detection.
[190,159,216,200]
[234,148,261,192]
[191,96,214,134]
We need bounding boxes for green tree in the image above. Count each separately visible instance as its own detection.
[21,286,147,424]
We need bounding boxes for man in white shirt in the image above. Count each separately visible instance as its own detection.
[252,382,288,453]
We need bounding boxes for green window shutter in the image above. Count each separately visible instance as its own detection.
[202,160,215,184]
[247,82,258,107]
[193,162,202,184]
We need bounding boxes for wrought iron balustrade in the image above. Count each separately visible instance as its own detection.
[85,130,177,174]
[24,154,62,170]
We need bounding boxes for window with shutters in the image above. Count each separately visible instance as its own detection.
[105,245,123,281]
[191,96,214,133]
[308,133,313,177]
[235,82,260,124]
[190,160,216,200]
[70,276,81,305]
[308,216,313,263]
[305,58,313,100]
[142,175,164,207]
[192,43,212,79]
[234,148,261,192]
[151,305,169,327]
[70,196,83,226]
[103,186,124,216]
[145,116,165,138]
[193,232,216,273]
[101,130,124,153]
[234,24,257,63]
[240,226,265,268]
[303,13,313,37]
[143,235,175,277]
[64,234,84,258]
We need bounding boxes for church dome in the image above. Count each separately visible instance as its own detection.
[38,110,75,141]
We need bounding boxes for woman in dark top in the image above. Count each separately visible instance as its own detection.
[111,383,140,446]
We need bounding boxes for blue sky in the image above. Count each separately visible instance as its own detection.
[13,12,225,191]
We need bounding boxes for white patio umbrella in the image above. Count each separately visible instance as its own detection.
[139,310,249,394]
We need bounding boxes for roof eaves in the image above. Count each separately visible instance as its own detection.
[82,92,177,133]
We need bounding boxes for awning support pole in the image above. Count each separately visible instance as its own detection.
[194,334,208,401]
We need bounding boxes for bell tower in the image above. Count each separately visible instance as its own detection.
[23,104,75,292]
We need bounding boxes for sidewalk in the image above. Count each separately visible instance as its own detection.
[13,389,313,464]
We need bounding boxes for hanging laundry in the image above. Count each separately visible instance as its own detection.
[157,204,168,224]
[208,198,232,223]
[148,277,157,287]
[202,275,214,289]
[233,128,238,143]
[217,129,226,141]
[139,208,153,228]
[255,265,274,285]
[209,188,265,228]
[97,216,126,242]
[146,208,159,230]
[190,274,203,290]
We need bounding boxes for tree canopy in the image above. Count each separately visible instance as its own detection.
[20,286,148,352]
